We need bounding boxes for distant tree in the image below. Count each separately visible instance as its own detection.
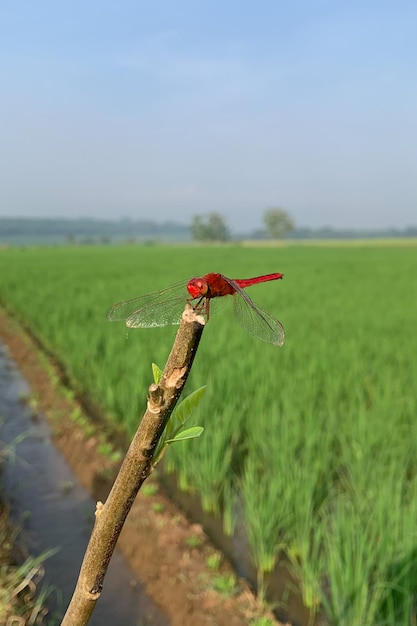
[191,213,230,242]
[263,208,295,239]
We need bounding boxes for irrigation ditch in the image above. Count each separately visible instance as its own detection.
[0,309,287,626]
[0,341,167,626]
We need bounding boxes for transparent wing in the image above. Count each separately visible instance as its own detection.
[227,279,285,346]
[107,279,193,328]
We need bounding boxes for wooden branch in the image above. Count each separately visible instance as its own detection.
[61,306,205,625]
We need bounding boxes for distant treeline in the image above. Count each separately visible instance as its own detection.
[0,217,416,244]
[287,225,417,239]
[0,217,190,243]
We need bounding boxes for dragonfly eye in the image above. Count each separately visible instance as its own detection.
[187,278,208,299]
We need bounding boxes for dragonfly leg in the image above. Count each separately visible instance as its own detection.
[190,296,209,319]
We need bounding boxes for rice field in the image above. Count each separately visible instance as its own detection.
[1,242,416,625]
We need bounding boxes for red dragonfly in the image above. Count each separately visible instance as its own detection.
[107,272,285,346]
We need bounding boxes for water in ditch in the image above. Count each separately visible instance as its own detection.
[0,341,168,626]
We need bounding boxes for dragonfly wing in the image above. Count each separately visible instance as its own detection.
[107,279,191,327]
[231,284,285,346]
[126,296,189,328]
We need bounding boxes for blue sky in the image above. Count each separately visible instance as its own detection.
[1,1,416,232]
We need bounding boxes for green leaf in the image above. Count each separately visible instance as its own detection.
[172,386,207,428]
[152,363,163,384]
[152,384,207,467]
[165,426,204,443]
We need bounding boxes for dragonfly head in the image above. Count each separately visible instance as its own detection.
[187,277,208,299]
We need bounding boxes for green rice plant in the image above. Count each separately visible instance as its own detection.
[375,510,417,626]
[281,424,334,615]
[240,465,280,596]
[222,479,237,537]
[241,390,334,607]
[240,449,290,599]
[316,407,417,626]
[318,494,393,626]
[165,393,246,515]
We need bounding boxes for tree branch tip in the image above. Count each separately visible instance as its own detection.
[182,306,205,326]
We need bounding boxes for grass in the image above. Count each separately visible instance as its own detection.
[211,572,237,596]
[0,547,60,626]
[0,242,416,624]
[249,618,278,626]
[205,551,222,571]
[185,534,204,549]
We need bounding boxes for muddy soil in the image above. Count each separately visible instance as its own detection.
[0,310,288,626]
